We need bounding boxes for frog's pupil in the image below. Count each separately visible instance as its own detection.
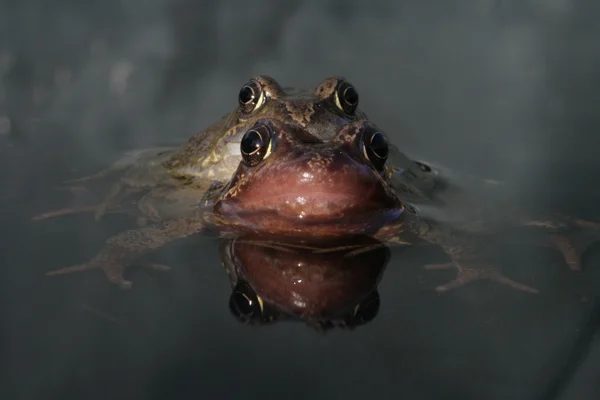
[241,129,263,155]
[239,86,255,105]
[356,292,380,324]
[369,133,388,159]
[344,86,358,106]
[233,291,255,316]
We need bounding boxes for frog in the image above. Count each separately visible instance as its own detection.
[44,119,400,288]
[208,118,589,235]
[222,234,388,330]
[44,118,598,293]
[204,119,600,292]
[34,75,367,223]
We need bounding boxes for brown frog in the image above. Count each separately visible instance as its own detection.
[44,118,595,294]
[208,119,598,294]
[36,75,367,223]
[44,118,407,288]
[222,235,388,330]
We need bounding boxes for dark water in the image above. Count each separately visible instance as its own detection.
[2,1,600,399]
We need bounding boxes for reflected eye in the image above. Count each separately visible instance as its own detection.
[362,128,389,171]
[334,81,359,115]
[238,79,266,114]
[240,123,272,166]
[352,291,380,326]
[229,282,264,323]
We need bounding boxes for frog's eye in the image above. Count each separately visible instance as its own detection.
[229,282,265,324]
[334,80,359,115]
[238,79,267,114]
[361,127,389,171]
[240,123,273,167]
[350,291,380,326]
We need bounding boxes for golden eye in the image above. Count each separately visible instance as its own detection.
[229,282,265,323]
[361,128,389,171]
[334,81,359,115]
[240,123,273,166]
[238,79,267,114]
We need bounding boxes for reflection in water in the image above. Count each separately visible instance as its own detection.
[220,235,390,330]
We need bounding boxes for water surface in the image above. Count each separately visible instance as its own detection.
[1,1,600,399]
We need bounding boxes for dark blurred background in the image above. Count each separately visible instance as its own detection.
[1,1,599,399]
[2,0,600,190]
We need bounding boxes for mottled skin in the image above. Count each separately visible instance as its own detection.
[44,119,402,288]
[164,76,368,181]
[209,120,402,237]
[222,235,388,330]
[43,118,596,294]
[39,76,367,222]
[37,76,598,293]
[211,119,600,293]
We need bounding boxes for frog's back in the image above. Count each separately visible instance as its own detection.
[164,75,368,183]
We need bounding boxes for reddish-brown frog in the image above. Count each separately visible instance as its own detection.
[208,119,599,293]
[44,118,597,293]
[223,235,388,330]
[35,75,367,223]
[43,118,400,288]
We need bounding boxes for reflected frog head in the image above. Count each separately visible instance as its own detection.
[209,119,405,238]
[221,236,389,330]
[165,76,368,182]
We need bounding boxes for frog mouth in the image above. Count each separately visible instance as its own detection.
[211,140,404,237]
[211,195,405,238]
